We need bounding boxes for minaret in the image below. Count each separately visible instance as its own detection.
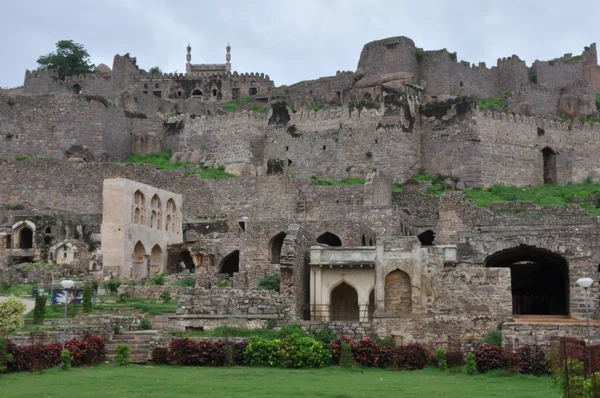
[186,43,192,73]
[225,43,231,72]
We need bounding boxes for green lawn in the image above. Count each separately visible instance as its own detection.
[0,365,559,398]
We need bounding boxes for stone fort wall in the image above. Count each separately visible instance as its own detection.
[0,93,135,161]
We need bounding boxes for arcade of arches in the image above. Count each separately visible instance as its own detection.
[485,245,569,316]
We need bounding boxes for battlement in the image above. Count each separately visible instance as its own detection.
[476,109,600,132]
[138,70,271,82]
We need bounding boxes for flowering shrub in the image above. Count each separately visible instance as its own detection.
[330,338,429,370]
[517,346,549,376]
[4,335,105,373]
[65,335,107,366]
[167,338,247,366]
[474,343,507,373]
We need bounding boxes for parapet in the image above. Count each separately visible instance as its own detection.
[475,109,600,132]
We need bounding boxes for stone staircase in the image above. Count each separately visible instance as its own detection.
[150,314,174,331]
[106,330,161,363]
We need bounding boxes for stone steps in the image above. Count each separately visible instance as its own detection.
[105,330,161,363]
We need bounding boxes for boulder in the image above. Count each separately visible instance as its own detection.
[402,178,421,192]
[188,149,204,163]
[179,151,192,163]
[456,181,466,190]
[443,178,457,190]
[224,163,256,177]
[170,152,183,163]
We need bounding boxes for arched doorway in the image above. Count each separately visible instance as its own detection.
[485,245,569,315]
[317,232,342,246]
[133,241,147,279]
[150,245,163,276]
[180,250,195,273]
[330,282,359,321]
[191,89,203,99]
[385,270,412,314]
[361,235,367,246]
[542,147,557,184]
[269,232,287,264]
[368,290,375,321]
[18,227,34,249]
[220,250,239,277]
[417,230,435,246]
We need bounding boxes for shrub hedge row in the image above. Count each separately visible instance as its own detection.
[3,335,106,373]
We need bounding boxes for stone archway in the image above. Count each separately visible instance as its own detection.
[220,250,239,277]
[269,232,287,264]
[133,241,147,280]
[330,282,359,321]
[384,270,412,314]
[368,289,375,321]
[150,245,163,276]
[542,147,557,184]
[485,245,569,316]
[317,232,342,246]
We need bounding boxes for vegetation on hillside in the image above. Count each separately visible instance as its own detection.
[119,152,236,179]
[310,176,365,186]
[222,96,254,113]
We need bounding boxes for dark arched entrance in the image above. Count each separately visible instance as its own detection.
[220,250,239,277]
[417,230,435,246]
[330,282,359,321]
[317,232,342,246]
[269,232,287,264]
[485,245,569,315]
[19,227,33,249]
[542,147,557,184]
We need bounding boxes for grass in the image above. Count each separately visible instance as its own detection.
[170,326,280,339]
[119,152,236,179]
[393,182,403,192]
[310,176,366,186]
[0,284,34,297]
[0,365,559,398]
[308,103,324,112]
[464,183,600,215]
[23,298,178,320]
[476,96,508,113]
[222,95,254,113]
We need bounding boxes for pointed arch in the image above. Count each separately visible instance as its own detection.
[316,232,342,247]
[330,282,359,321]
[151,194,162,230]
[361,234,367,246]
[269,232,287,264]
[12,221,35,249]
[485,245,569,315]
[133,190,146,225]
[132,241,147,279]
[368,289,375,321]
[150,244,163,275]
[191,89,203,98]
[219,250,239,277]
[385,270,412,314]
[166,198,177,233]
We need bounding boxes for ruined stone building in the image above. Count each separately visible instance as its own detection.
[1,36,600,347]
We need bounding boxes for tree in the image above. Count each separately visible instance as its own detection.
[82,284,93,313]
[37,40,94,80]
[0,296,26,334]
[148,66,162,75]
[33,293,47,324]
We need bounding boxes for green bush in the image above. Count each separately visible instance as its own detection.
[91,280,99,294]
[217,280,228,288]
[60,349,72,370]
[465,352,477,375]
[150,273,167,286]
[117,292,130,304]
[159,290,172,303]
[481,329,502,346]
[365,151,373,158]
[104,280,121,295]
[0,282,12,293]
[279,334,332,368]
[33,294,47,325]
[0,296,26,334]
[171,278,196,288]
[82,284,93,313]
[139,318,152,330]
[434,348,447,371]
[0,339,13,373]
[256,274,280,292]
[244,338,281,366]
[311,327,337,347]
[115,344,131,366]
[279,324,307,338]
[340,341,353,368]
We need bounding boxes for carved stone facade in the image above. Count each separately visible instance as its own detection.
[100,178,183,279]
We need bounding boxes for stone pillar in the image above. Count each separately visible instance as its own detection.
[364,171,393,208]
[435,192,467,245]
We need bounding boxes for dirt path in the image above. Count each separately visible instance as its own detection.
[0,296,36,314]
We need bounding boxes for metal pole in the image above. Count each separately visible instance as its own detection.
[62,289,68,349]
[585,287,591,344]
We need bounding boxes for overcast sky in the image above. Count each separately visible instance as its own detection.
[1,0,598,89]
